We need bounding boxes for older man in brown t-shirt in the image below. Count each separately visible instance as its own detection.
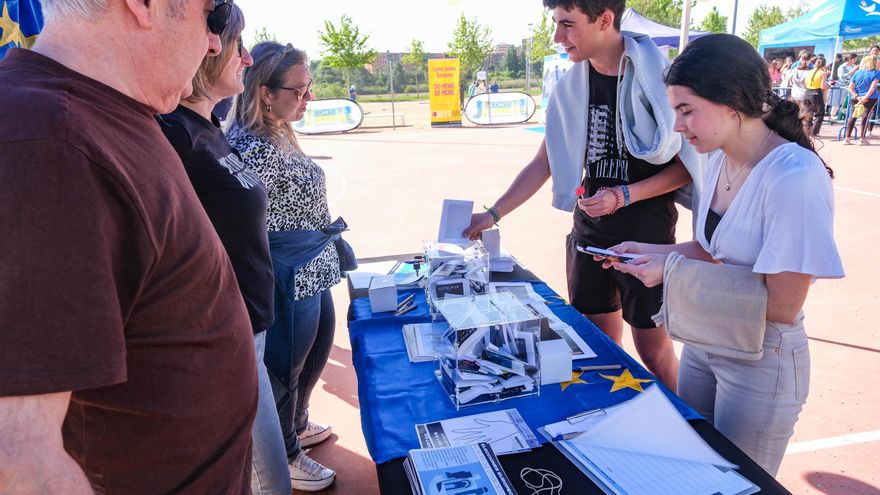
[0,1,257,493]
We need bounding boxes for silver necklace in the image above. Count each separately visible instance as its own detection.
[723,129,774,191]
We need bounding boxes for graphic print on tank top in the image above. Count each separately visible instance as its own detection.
[586,103,629,185]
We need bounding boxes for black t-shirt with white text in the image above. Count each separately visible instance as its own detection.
[573,65,678,248]
[159,106,274,334]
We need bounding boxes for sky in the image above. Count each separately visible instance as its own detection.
[236,0,822,60]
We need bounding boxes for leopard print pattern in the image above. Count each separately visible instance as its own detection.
[228,128,340,301]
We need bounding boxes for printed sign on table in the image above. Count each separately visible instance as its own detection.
[428,58,462,126]
[293,99,363,135]
[463,92,536,125]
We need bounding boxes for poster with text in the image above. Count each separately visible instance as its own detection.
[293,99,363,135]
[428,58,462,126]
[463,92,536,125]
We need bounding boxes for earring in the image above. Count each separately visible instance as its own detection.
[266,102,272,113]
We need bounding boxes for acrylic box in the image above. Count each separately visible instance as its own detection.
[423,240,490,320]
[433,292,544,409]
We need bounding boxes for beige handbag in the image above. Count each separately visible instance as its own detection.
[652,253,768,360]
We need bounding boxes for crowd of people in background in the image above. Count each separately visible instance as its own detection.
[770,45,880,144]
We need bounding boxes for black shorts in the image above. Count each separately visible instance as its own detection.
[565,233,664,329]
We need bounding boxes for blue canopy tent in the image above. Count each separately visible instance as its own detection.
[758,0,880,59]
[621,7,709,48]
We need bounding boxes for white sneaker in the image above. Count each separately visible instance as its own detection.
[289,452,335,491]
[298,422,332,447]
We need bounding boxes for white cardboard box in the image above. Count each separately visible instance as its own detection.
[537,339,572,385]
[369,275,398,313]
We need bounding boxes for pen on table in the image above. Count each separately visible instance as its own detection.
[578,364,623,372]
[395,303,417,316]
[552,431,584,442]
[396,293,415,309]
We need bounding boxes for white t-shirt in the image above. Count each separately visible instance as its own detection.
[697,143,844,279]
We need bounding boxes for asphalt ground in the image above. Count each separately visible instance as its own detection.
[294,102,880,495]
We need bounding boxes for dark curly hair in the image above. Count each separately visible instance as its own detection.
[665,34,832,177]
[542,0,625,31]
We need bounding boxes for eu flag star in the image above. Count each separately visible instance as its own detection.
[560,371,589,391]
[599,368,653,393]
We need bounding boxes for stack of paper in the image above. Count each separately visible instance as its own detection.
[403,443,517,495]
[543,386,760,495]
[489,250,516,272]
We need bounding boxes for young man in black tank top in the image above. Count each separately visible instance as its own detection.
[465,0,694,392]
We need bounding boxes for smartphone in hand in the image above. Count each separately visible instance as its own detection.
[576,245,642,263]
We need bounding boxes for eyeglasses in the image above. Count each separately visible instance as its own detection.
[207,0,232,35]
[278,79,313,101]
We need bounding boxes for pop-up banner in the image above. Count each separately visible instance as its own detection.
[428,58,462,126]
[540,53,572,123]
[293,99,363,134]
[463,92,536,125]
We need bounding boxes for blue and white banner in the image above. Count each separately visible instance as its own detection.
[463,92,536,125]
[293,98,363,135]
[540,53,572,124]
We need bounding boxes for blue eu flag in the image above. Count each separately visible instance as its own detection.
[0,0,43,60]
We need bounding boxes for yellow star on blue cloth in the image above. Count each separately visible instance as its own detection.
[1,1,38,49]
[599,368,653,393]
[560,371,589,391]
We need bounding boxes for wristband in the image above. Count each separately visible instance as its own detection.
[484,205,501,225]
[620,185,630,207]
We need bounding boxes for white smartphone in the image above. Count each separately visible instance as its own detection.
[576,245,643,263]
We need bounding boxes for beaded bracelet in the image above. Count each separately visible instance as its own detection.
[484,205,501,225]
[598,187,623,215]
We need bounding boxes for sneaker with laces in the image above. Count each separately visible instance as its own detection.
[297,422,332,447]
[289,452,335,491]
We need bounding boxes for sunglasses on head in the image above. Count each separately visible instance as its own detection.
[207,0,233,35]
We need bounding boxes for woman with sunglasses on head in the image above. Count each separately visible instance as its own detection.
[602,34,844,476]
[157,6,291,495]
[228,41,342,492]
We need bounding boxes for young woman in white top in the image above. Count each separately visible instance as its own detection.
[602,34,844,476]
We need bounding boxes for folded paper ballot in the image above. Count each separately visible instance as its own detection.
[543,386,759,495]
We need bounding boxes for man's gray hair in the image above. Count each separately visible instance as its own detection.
[41,0,188,21]
[41,0,109,20]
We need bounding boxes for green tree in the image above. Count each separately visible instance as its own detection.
[743,5,785,48]
[318,15,377,86]
[402,39,428,97]
[505,48,522,76]
[628,0,684,27]
[699,6,728,33]
[845,35,880,51]
[252,26,276,45]
[447,14,493,95]
[528,11,556,64]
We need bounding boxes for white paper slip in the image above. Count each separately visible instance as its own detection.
[437,199,474,245]
[348,260,399,290]
[415,408,540,455]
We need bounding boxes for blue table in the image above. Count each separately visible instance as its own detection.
[346,255,790,494]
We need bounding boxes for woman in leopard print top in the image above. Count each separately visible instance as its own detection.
[227,41,339,491]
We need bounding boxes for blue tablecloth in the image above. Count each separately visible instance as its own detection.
[349,282,700,464]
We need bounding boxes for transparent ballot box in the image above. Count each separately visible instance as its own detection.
[423,241,490,320]
[433,292,543,409]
